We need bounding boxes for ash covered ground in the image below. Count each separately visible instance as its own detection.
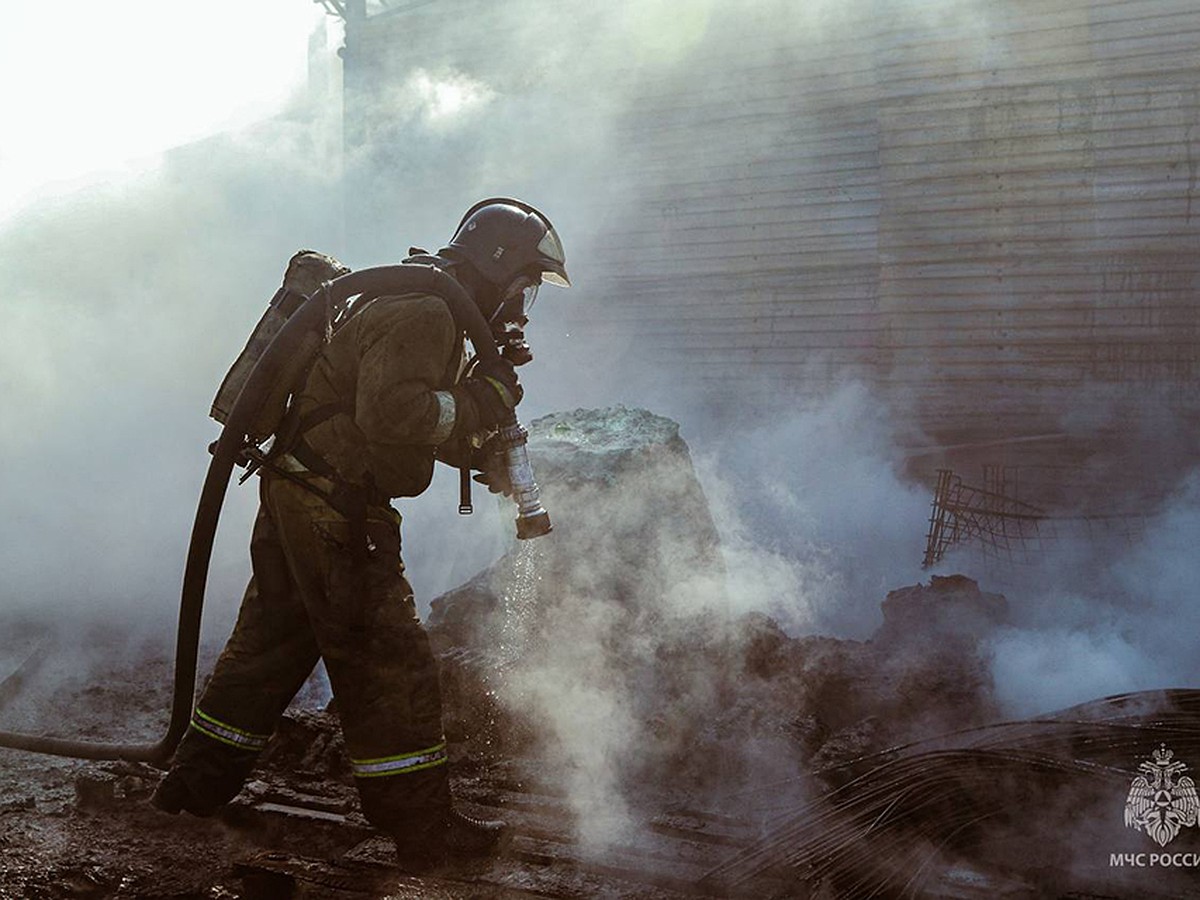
[0,407,1194,899]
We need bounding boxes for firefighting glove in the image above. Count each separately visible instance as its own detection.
[464,358,523,428]
[471,436,513,497]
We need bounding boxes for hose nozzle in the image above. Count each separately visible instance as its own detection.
[497,417,551,540]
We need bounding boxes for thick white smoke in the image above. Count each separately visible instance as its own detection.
[2,3,1197,873]
[693,382,931,637]
[979,470,1200,716]
[467,392,932,853]
[0,108,344,635]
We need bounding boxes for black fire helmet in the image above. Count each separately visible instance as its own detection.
[446,198,570,292]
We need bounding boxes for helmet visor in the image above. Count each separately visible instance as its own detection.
[536,227,570,287]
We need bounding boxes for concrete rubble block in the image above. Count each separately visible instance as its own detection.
[73,762,176,811]
[876,573,1008,648]
[705,581,1008,785]
[428,407,738,777]
[74,770,119,810]
[788,578,1005,774]
[429,405,725,649]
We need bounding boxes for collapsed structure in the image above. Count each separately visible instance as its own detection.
[4,2,1200,896]
[2,407,1186,897]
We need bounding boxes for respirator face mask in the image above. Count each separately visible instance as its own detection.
[491,274,540,365]
[493,275,539,326]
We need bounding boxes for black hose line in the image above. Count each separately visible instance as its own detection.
[0,264,501,762]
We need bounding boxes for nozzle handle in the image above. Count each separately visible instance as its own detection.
[498,416,552,540]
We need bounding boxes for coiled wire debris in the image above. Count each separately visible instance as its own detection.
[701,689,1200,899]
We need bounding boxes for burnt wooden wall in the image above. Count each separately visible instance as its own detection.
[345,0,1200,444]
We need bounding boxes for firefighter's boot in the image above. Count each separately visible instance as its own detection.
[392,808,509,872]
[150,770,221,818]
[445,807,509,858]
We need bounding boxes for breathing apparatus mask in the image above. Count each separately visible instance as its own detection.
[491,273,540,367]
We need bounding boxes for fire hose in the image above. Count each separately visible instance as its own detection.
[0,264,549,762]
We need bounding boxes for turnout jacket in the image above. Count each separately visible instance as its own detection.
[292,291,489,498]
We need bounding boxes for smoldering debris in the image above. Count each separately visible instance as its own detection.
[208,406,1021,894]
[431,406,731,850]
[2,406,1196,898]
[427,409,1012,859]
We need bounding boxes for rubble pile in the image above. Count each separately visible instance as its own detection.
[0,406,1029,896]
[430,407,731,780]
[734,575,1006,779]
[429,405,723,647]
[428,408,1006,799]
[256,409,1008,806]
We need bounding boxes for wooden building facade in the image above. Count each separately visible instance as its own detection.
[336,0,1200,462]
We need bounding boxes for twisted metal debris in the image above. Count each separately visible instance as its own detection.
[702,690,1200,898]
[922,468,1147,568]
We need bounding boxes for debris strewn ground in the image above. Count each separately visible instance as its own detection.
[0,408,1192,898]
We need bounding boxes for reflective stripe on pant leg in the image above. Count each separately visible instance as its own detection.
[350,740,448,778]
[189,708,271,752]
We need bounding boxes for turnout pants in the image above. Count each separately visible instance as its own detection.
[165,471,450,831]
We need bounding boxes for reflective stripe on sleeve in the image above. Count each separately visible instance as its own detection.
[430,391,456,444]
[350,741,448,778]
[189,708,271,752]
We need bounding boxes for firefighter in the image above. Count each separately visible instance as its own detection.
[151,199,569,870]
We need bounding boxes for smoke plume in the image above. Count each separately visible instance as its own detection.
[2,3,1198,873]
